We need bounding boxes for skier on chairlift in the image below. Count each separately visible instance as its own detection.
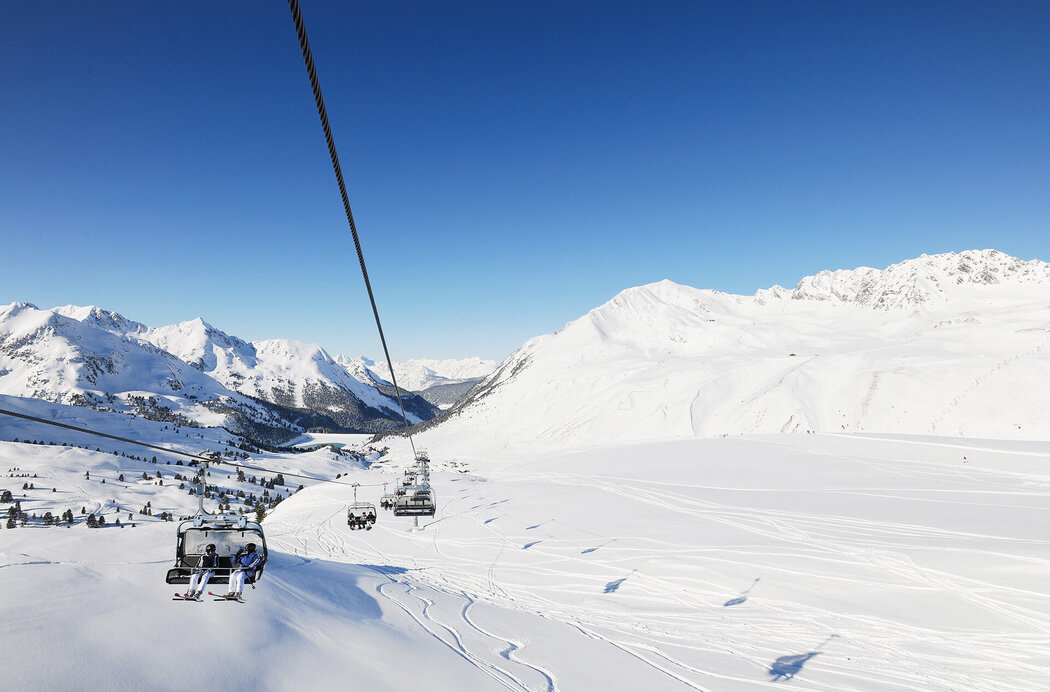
[224,542,262,599]
[182,543,218,600]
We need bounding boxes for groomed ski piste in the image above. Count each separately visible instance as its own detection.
[1,395,1048,690]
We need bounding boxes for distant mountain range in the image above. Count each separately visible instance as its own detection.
[339,355,497,410]
[415,250,1050,453]
[6,249,1047,453]
[0,303,495,444]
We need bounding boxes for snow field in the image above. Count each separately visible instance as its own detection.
[2,415,1049,690]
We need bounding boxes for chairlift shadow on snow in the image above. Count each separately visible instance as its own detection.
[581,538,617,555]
[267,552,391,621]
[723,577,760,607]
[522,540,542,550]
[359,564,409,577]
[768,634,838,682]
[603,569,637,594]
[769,652,821,681]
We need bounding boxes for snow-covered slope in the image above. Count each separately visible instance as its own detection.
[420,250,1050,454]
[2,406,1048,691]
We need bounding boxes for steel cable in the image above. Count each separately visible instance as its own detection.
[287,0,418,459]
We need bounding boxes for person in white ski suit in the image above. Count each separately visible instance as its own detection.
[185,543,219,598]
[226,542,262,596]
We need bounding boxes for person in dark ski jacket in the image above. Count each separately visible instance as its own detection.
[225,542,262,597]
[184,543,219,598]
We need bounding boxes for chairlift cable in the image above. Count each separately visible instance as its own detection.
[286,0,418,460]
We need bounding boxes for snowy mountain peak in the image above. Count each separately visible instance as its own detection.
[0,304,441,440]
[253,338,330,363]
[0,302,40,320]
[53,304,139,332]
[788,249,1050,309]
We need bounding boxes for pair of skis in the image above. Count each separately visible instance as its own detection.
[172,591,244,603]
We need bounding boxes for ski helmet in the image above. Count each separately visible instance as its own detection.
[245,542,256,552]
[205,543,216,552]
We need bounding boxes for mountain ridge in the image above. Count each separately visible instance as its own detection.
[0,304,470,442]
[412,249,1050,453]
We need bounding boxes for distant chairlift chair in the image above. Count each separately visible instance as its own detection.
[346,483,377,530]
[392,484,436,517]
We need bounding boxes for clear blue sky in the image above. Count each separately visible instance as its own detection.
[3,1,1048,360]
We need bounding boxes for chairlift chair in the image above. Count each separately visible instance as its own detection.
[167,457,267,585]
[392,484,436,517]
[166,516,268,585]
[346,482,377,530]
[347,502,377,529]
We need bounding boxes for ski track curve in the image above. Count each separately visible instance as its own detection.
[266,502,557,692]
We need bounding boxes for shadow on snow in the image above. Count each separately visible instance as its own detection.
[768,634,838,682]
[266,552,399,621]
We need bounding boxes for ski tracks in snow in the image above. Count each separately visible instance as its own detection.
[267,505,557,692]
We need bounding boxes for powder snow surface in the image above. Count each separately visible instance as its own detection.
[0,405,1047,691]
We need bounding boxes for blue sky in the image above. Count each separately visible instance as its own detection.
[3,1,1047,361]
